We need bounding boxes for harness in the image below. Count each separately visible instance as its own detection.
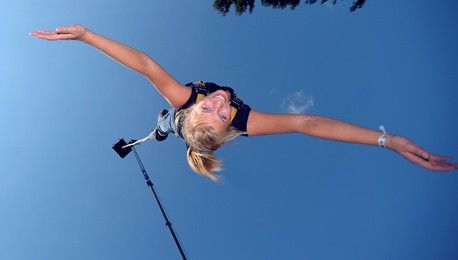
[123,81,248,149]
[185,81,244,124]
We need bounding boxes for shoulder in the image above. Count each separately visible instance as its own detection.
[178,82,201,110]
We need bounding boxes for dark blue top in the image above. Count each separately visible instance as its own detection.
[156,81,251,138]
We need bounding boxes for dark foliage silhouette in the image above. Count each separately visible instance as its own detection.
[213,0,366,15]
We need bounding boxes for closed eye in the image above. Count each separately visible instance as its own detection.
[202,106,212,112]
[219,113,228,122]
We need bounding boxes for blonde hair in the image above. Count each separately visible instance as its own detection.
[175,105,242,181]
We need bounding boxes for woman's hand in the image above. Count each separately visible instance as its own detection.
[388,135,458,171]
[31,24,87,41]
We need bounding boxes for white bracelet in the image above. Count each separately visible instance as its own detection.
[378,125,387,148]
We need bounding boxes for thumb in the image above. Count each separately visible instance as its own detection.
[55,26,68,33]
[55,26,77,34]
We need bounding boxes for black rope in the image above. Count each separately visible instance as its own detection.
[132,147,187,260]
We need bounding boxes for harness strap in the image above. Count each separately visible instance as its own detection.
[191,81,241,124]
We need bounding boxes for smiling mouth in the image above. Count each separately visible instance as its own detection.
[211,91,229,102]
[213,94,226,102]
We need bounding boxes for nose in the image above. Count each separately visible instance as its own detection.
[208,98,225,110]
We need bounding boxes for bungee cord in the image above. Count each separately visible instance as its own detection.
[113,139,187,260]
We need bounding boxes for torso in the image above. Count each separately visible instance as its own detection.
[179,81,251,133]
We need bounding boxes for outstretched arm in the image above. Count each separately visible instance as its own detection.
[31,24,191,108]
[247,111,458,171]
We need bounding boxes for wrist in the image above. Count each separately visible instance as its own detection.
[376,125,397,151]
[385,134,396,150]
[78,27,91,43]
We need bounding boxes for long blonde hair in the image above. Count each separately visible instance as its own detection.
[175,105,241,181]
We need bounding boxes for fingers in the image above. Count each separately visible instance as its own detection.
[30,25,74,36]
[405,141,429,160]
[30,30,56,40]
[401,152,458,171]
[401,152,434,169]
[408,142,456,166]
[398,137,455,165]
[398,139,458,171]
[31,30,54,35]
[429,154,453,163]
[30,30,74,41]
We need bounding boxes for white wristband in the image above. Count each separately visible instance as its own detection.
[378,125,387,148]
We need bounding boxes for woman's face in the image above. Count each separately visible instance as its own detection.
[194,90,232,130]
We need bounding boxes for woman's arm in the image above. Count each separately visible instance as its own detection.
[247,110,458,171]
[31,24,190,108]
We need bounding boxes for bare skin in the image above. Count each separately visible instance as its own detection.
[31,24,458,171]
[193,90,232,131]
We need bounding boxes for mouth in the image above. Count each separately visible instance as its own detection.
[211,91,229,102]
[213,94,226,102]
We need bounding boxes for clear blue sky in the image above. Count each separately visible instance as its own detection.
[2,0,458,259]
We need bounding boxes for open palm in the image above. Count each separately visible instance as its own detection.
[31,24,86,41]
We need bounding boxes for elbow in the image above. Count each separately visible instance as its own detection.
[138,52,153,75]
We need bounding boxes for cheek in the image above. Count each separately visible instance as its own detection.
[223,106,232,117]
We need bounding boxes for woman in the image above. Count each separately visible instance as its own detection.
[31,24,458,181]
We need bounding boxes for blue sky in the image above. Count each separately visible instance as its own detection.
[1,0,458,259]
